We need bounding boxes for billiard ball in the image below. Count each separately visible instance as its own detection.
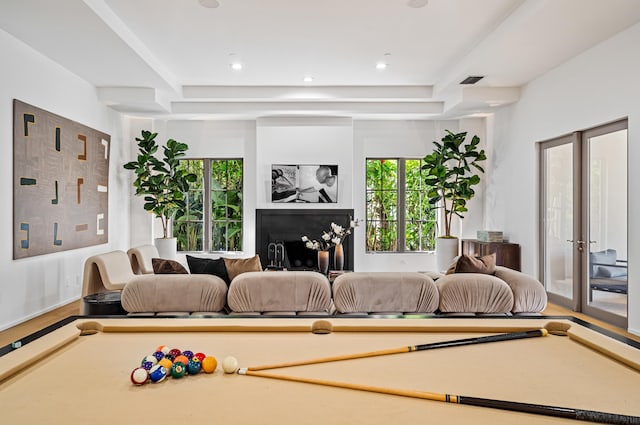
[194,352,206,362]
[168,348,181,358]
[201,356,217,373]
[156,345,170,355]
[130,367,148,385]
[143,355,157,365]
[182,350,194,360]
[152,351,164,361]
[158,358,173,370]
[149,365,168,383]
[173,355,189,367]
[222,356,238,374]
[187,359,201,375]
[163,354,175,362]
[141,361,154,371]
[171,361,186,379]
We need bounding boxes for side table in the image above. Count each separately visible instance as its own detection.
[83,291,127,315]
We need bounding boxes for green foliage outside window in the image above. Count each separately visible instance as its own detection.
[211,159,243,251]
[366,158,436,252]
[174,159,243,252]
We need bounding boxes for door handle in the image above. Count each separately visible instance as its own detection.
[566,239,586,252]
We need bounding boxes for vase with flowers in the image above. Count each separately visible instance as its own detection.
[302,219,359,274]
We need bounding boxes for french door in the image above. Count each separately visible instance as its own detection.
[540,120,628,328]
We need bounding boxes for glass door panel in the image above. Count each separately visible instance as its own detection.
[585,128,628,321]
[541,140,576,306]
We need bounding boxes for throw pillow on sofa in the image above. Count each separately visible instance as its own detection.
[223,255,262,281]
[186,255,231,285]
[152,258,188,274]
[446,253,496,275]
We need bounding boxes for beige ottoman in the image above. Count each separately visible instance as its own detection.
[436,274,514,314]
[227,271,332,315]
[332,272,439,315]
[121,274,227,314]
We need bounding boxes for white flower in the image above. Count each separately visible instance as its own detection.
[305,241,314,249]
[301,236,309,242]
[350,220,358,228]
[322,232,331,241]
[332,237,341,245]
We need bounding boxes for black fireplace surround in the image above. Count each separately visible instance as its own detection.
[256,209,354,271]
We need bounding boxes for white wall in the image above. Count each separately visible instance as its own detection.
[0,29,128,330]
[256,118,354,209]
[162,120,257,255]
[489,22,640,333]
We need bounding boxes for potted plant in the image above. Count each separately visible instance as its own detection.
[422,130,486,271]
[123,130,197,258]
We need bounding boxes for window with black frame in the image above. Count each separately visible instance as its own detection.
[174,159,243,252]
[366,158,436,252]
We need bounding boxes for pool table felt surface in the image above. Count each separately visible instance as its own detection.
[1,317,639,425]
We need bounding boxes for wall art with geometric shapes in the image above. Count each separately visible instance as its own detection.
[13,99,110,259]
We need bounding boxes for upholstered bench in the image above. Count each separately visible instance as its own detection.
[332,272,439,315]
[436,266,547,315]
[227,271,332,315]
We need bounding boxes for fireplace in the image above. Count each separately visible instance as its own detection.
[256,209,355,271]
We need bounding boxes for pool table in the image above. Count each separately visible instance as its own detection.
[1,317,639,424]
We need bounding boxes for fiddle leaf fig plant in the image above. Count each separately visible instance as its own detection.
[422,130,486,238]
[123,130,197,239]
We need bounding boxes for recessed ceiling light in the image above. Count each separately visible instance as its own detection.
[303,76,313,83]
[407,0,428,8]
[199,0,220,8]
[376,62,387,70]
[231,62,243,70]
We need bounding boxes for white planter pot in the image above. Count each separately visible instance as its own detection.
[436,237,459,272]
[155,237,177,259]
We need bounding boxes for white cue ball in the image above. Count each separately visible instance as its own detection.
[222,356,239,374]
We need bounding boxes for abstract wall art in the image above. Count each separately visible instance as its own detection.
[13,99,110,259]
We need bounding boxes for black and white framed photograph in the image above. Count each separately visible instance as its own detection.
[271,164,338,203]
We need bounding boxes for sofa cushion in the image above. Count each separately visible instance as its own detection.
[224,255,262,281]
[186,255,230,285]
[447,253,496,275]
[152,258,188,274]
[494,266,547,313]
[436,273,513,313]
[332,272,439,314]
[227,271,331,313]
[121,274,227,313]
[595,265,627,278]
[590,249,617,277]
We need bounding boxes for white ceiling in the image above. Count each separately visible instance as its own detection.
[1,0,640,119]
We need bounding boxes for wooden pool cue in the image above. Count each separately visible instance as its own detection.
[248,328,550,372]
[238,369,640,425]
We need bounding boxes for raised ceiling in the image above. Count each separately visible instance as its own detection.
[1,0,640,119]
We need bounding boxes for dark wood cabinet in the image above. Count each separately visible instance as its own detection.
[461,239,521,271]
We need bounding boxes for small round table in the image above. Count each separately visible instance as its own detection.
[83,291,126,316]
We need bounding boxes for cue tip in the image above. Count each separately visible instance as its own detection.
[237,368,247,375]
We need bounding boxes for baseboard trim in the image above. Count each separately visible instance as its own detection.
[0,296,80,332]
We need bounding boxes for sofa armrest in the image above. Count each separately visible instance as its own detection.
[494,266,547,313]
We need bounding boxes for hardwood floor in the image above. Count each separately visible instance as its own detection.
[0,300,81,347]
[1,301,639,348]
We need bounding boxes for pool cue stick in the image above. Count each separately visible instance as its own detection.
[248,328,548,371]
[238,369,640,425]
